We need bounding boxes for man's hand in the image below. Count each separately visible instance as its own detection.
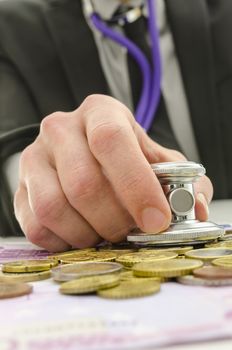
[14,95,213,252]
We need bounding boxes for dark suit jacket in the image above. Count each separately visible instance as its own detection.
[0,0,231,235]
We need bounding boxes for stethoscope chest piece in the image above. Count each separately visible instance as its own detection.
[127,161,225,246]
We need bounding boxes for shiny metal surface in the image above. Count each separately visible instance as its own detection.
[127,221,224,245]
[127,162,224,246]
[151,161,205,183]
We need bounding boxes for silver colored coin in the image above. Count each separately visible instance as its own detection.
[185,248,232,260]
[133,240,215,248]
[52,262,122,282]
[177,275,232,287]
[127,221,224,245]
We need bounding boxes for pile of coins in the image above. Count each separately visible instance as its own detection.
[1,235,232,299]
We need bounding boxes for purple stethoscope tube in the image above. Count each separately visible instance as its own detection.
[90,0,161,132]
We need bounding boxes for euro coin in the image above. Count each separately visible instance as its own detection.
[139,246,193,255]
[98,249,137,256]
[116,251,177,267]
[118,269,161,282]
[2,259,58,273]
[0,270,51,283]
[59,256,91,264]
[0,282,33,299]
[119,270,134,281]
[177,275,232,287]
[130,276,162,283]
[50,248,96,261]
[133,258,203,278]
[52,262,122,282]
[205,241,232,248]
[212,256,232,268]
[193,266,232,279]
[185,248,232,261]
[98,280,160,299]
[59,274,120,295]
[60,251,117,264]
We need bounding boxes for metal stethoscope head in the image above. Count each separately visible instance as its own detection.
[127,161,224,246]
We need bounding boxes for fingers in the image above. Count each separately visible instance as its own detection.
[15,93,213,253]
[41,115,135,242]
[194,175,213,221]
[81,95,171,233]
[19,143,101,248]
[14,185,70,252]
[134,123,213,221]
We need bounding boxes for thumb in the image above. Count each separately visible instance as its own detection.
[135,123,213,222]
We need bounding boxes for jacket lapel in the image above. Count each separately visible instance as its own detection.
[166,0,227,196]
[44,0,109,107]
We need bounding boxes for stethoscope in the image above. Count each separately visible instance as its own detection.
[83,1,226,245]
[83,0,161,132]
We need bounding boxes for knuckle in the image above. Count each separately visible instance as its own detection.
[82,94,103,109]
[82,94,134,122]
[32,191,66,225]
[88,122,125,156]
[83,94,118,111]
[40,112,67,139]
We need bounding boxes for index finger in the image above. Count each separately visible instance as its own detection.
[81,95,171,233]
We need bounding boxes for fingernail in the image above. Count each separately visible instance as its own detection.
[197,193,209,218]
[141,207,169,233]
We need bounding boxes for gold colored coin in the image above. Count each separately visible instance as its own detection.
[139,246,193,255]
[133,258,203,278]
[59,256,91,264]
[2,259,58,273]
[212,257,232,268]
[60,274,120,295]
[0,270,51,283]
[185,248,232,261]
[61,251,117,264]
[98,280,160,299]
[116,251,177,267]
[50,248,96,261]
[0,282,33,299]
[119,270,134,281]
[130,276,162,283]
[85,251,117,262]
[99,249,137,256]
[205,241,232,249]
[119,270,161,282]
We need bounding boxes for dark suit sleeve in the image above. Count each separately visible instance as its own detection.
[0,58,40,236]
[0,57,40,134]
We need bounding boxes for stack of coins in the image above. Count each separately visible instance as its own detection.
[1,235,232,299]
[0,259,58,299]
